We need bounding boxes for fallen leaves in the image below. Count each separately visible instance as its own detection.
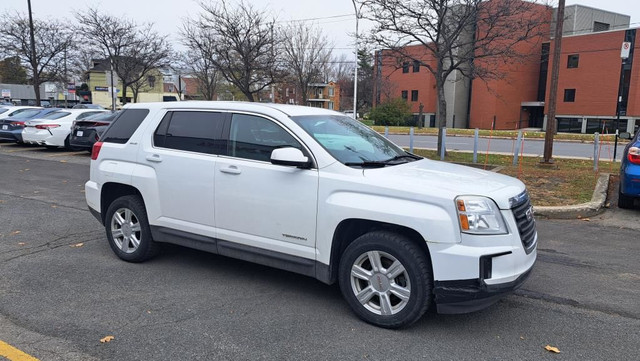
[544,345,561,353]
[100,335,114,343]
[70,243,84,248]
[18,242,26,246]
[10,231,21,236]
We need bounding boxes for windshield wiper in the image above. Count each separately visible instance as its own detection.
[382,153,422,163]
[343,161,388,168]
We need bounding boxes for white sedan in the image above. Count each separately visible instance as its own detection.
[22,109,108,149]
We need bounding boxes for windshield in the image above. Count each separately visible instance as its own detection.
[40,111,70,120]
[291,115,412,165]
[10,109,43,119]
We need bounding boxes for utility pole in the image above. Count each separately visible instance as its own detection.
[64,48,68,108]
[27,0,40,106]
[542,0,565,164]
[110,59,116,111]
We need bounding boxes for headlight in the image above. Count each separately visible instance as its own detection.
[455,196,507,235]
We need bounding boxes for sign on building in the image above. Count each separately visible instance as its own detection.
[621,42,631,59]
[1,89,10,98]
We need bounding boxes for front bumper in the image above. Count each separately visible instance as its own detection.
[434,263,534,314]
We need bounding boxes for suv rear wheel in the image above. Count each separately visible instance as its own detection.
[104,195,158,262]
[338,231,432,328]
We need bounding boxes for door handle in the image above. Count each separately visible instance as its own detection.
[146,154,162,163]
[220,166,241,175]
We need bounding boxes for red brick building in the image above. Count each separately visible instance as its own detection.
[374,4,638,133]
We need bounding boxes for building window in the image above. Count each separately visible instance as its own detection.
[567,54,579,68]
[328,101,334,110]
[411,90,418,101]
[564,89,576,102]
[402,62,409,73]
[286,88,289,96]
[413,60,420,72]
[328,87,334,97]
[401,90,408,100]
[593,21,610,32]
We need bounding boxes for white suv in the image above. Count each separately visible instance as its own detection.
[86,102,536,328]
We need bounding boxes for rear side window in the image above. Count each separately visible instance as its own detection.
[153,111,226,155]
[101,109,149,144]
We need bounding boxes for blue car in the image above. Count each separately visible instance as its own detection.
[0,108,60,143]
[619,131,640,208]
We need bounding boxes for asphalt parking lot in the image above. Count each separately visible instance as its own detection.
[0,142,639,361]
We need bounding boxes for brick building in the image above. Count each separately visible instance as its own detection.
[374,4,639,133]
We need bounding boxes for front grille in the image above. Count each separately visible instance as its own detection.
[511,191,536,254]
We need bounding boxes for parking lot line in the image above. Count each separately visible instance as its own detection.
[0,339,40,361]
[4,148,40,153]
[45,151,87,157]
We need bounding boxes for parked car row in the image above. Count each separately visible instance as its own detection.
[0,105,115,150]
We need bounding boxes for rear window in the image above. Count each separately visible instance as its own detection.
[0,108,9,115]
[101,109,149,144]
[10,109,42,119]
[41,111,71,120]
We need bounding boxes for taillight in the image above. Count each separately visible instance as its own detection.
[628,147,640,165]
[10,121,25,126]
[93,122,110,126]
[35,124,61,129]
[91,141,103,160]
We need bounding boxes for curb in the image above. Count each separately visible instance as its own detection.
[534,173,610,219]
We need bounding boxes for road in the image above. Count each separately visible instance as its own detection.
[388,134,627,160]
[0,143,639,361]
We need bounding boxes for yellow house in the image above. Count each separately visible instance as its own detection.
[86,59,165,108]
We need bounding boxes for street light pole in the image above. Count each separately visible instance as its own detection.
[352,0,361,119]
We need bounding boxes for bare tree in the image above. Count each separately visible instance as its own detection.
[179,22,220,100]
[0,13,74,105]
[190,0,279,102]
[360,0,550,153]
[76,8,171,105]
[281,22,332,104]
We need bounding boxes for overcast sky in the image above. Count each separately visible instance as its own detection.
[4,0,640,60]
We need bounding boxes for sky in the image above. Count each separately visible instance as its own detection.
[3,0,640,60]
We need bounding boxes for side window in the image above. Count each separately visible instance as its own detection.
[153,111,226,155]
[229,114,302,162]
[101,109,149,144]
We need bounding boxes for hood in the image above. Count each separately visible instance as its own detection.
[362,159,525,209]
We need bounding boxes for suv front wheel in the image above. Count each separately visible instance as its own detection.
[104,195,158,262]
[338,231,432,328]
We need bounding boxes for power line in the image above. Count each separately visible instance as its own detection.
[276,13,354,24]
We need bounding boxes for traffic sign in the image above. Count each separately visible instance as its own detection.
[621,42,631,59]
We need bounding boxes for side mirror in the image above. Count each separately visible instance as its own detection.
[619,132,632,140]
[270,147,311,168]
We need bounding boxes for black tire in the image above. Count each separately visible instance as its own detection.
[618,189,635,209]
[104,195,158,262]
[64,135,78,151]
[338,231,432,329]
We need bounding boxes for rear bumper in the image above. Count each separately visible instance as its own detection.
[0,130,22,142]
[620,163,640,196]
[434,264,533,314]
